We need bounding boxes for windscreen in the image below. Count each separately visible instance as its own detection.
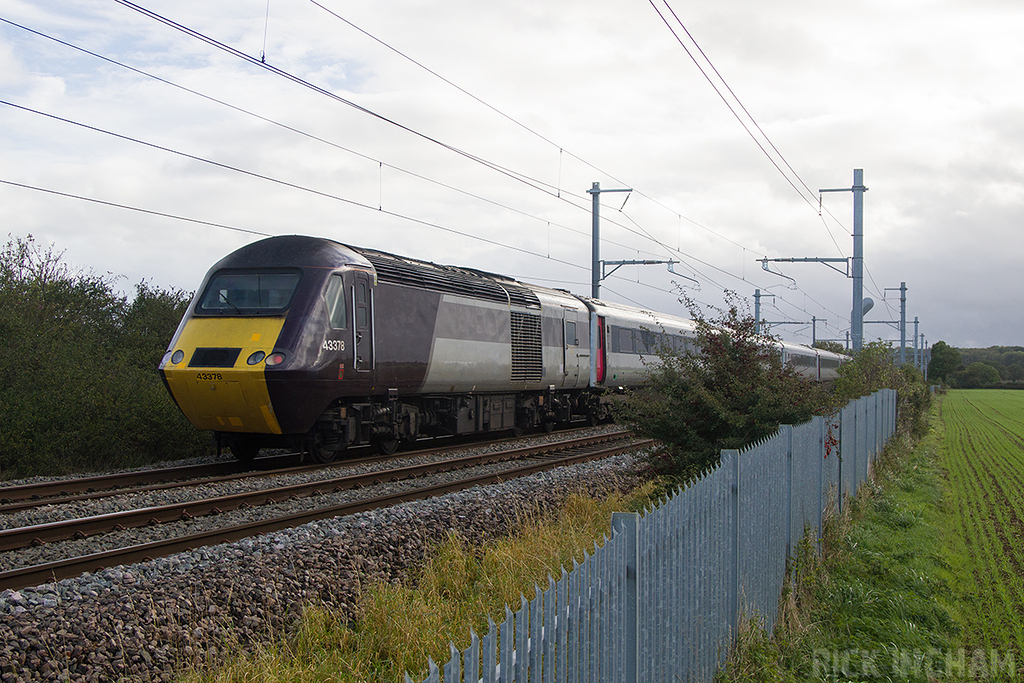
[197,270,300,314]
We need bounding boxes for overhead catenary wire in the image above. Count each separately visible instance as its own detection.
[0,99,586,270]
[112,0,568,201]
[0,178,269,237]
[1,10,774,288]
[300,2,784,261]
[0,16,659,265]
[10,7,716,276]
[649,0,849,258]
[111,0,850,329]
[1,5,852,337]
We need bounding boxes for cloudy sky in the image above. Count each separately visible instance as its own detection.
[2,0,1022,350]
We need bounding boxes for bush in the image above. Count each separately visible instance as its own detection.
[831,340,932,437]
[0,235,210,479]
[951,361,1002,389]
[615,292,829,483]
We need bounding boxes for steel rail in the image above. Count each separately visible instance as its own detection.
[0,432,633,552]
[0,438,651,591]
[0,461,248,504]
[0,427,615,507]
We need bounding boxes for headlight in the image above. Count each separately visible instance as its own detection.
[265,351,287,366]
[171,350,185,364]
[247,351,266,365]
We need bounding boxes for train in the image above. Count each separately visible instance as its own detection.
[158,235,846,463]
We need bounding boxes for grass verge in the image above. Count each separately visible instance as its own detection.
[182,484,655,683]
[719,399,964,682]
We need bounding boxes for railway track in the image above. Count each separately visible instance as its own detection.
[0,430,650,591]
[0,427,600,508]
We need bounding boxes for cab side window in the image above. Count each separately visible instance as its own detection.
[325,275,347,329]
[356,282,368,329]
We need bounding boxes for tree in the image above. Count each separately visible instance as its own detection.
[927,341,962,383]
[956,361,1001,388]
[616,292,828,482]
[832,340,931,437]
[1003,350,1024,368]
[0,235,208,478]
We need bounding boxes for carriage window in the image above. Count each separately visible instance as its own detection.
[565,321,577,346]
[616,327,634,354]
[637,330,654,354]
[325,275,347,329]
[198,270,300,314]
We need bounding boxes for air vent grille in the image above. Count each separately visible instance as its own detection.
[510,312,543,382]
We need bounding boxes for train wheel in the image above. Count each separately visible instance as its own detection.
[543,420,555,433]
[308,443,337,465]
[228,434,260,462]
[375,435,399,455]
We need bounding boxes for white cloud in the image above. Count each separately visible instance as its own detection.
[1,0,1022,348]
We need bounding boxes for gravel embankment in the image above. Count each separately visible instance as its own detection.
[0,448,641,682]
[0,426,629,572]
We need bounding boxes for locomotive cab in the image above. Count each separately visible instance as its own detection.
[159,236,377,462]
[159,269,299,438]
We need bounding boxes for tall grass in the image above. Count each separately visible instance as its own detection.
[184,485,655,683]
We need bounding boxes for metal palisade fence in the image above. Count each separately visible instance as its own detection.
[408,389,897,683]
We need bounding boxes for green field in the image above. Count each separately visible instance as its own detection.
[939,389,1024,648]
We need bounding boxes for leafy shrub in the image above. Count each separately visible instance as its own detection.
[0,235,209,479]
[616,292,829,483]
[832,340,931,437]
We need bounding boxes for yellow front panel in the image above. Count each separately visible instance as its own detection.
[162,317,286,434]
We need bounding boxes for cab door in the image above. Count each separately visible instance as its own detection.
[562,308,581,388]
[352,271,374,373]
[322,273,355,381]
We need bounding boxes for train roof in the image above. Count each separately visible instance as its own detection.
[215,235,372,271]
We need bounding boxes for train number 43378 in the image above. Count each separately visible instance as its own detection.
[322,339,346,352]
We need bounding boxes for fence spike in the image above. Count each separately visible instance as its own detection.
[444,642,460,683]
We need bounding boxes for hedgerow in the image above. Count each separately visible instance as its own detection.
[615,292,829,483]
[0,235,210,479]
[616,291,931,483]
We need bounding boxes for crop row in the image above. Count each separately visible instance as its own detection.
[939,390,1024,647]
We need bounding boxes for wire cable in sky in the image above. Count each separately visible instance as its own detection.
[105,2,794,291]
[0,15,681,268]
[115,0,851,312]
[0,178,269,237]
[113,0,567,201]
[0,98,591,273]
[1,7,850,333]
[649,0,849,257]
[108,2,728,268]
[303,2,788,265]
[1,13,749,302]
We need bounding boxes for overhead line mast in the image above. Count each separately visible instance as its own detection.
[761,169,868,351]
[820,169,868,351]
